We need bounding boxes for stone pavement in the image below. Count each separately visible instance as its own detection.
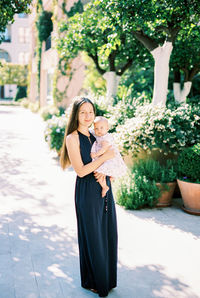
[0,105,200,298]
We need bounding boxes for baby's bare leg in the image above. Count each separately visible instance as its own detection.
[98,174,109,197]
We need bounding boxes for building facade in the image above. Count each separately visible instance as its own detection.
[0,13,30,99]
[29,0,89,108]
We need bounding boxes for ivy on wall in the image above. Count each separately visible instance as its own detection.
[62,0,83,18]
[0,62,28,86]
[36,10,53,42]
[51,0,84,105]
[35,0,43,96]
[35,0,53,98]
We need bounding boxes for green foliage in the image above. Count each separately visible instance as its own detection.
[58,106,66,116]
[115,168,160,210]
[44,115,68,153]
[36,10,53,42]
[119,63,154,100]
[177,144,200,183]
[82,53,106,96]
[0,62,28,86]
[57,1,144,77]
[107,93,149,132]
[170,25,200,82]
[63,0,83,18]
[40,105,60,121]
[115,103,200,156]
[0,0,31,38]
[15,86,27,101]
[115,157,178,210]
[132,159,177,183]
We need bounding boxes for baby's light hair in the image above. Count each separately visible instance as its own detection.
[94,116,108,125]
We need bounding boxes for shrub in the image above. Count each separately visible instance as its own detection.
[15,86,27,101]
[40,105,60,121]
[58,106,66,116]
[20,98,29,108]
[28,101,40,113]
[115,170,160,210]
[115,158,178,210]
[93,92,148,133]
[44,115,68,153]
[132,159,177,183]
[177,143,200,183]
[115,103,200,156]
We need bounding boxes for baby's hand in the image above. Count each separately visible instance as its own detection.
[91,152,96,159]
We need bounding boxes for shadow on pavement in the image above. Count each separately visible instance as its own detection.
[0,211,81,298]
[115,262,198,298]
[122,198,200,239]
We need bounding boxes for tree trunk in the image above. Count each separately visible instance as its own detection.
[103,71,120,98]
[173,81,192,103]
[151,41,173,106]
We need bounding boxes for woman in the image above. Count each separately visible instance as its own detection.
[60,97,118,297]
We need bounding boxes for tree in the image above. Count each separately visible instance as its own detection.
[170,25,200,103]
[96,0,200,106]
[57,1,147,98]
[0,62,28,86]
[0,0,31,41]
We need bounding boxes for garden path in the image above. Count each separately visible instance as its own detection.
[0,105,200,298]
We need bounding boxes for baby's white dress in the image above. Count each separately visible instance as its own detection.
[91,133,127,178]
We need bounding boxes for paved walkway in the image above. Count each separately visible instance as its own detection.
[0,105,200,298]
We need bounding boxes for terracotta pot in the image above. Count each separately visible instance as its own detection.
[156,182,176,207]
[177,179,200,215]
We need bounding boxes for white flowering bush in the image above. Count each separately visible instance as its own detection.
[44,103,73,153]
[115,103,200,156]
[93,93,149,132]
[40,105,60,121]
[44,114,68,153]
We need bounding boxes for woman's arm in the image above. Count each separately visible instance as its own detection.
[66,134,114,177]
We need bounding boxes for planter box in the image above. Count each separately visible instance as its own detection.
[156,182,176,207]
[177,179,200,215]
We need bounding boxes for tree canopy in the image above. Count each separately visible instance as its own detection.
[0,62,28,86]
[170,25,200,83]
[57,1,148,76]
[0,0,31,40]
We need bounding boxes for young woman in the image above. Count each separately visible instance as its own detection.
[60,97,118,297]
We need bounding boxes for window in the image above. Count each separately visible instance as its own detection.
[18,52,29,64]
[18,27,30,43]
[2,25,11,42]
[0,49,11,62]
[18,13,28,18]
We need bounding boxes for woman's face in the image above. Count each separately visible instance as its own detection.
[78,102,95,128]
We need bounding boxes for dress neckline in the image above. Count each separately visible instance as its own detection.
[77,130,93,145]
[77,130,91,137]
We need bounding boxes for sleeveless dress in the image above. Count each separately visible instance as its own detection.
[75,131,118,297]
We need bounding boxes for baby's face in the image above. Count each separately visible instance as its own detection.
[94,121,108,137]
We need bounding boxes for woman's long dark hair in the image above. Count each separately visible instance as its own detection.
[60,97,95,169]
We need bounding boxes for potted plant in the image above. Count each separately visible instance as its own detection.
[133,159,177,207]
[177,144,200,215]
[115,159,177,210]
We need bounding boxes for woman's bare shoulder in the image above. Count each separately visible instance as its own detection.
[66,131,79,144]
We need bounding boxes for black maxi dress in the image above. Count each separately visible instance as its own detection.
[75,131,118,297]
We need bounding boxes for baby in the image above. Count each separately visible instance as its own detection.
[91,116,127,197]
